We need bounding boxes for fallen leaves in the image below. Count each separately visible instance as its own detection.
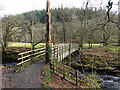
[48,73,79,88]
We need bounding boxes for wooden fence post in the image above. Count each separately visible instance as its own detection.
[60,46,61,61]
[53,61,55,73]
[63,65,66,79]
[75,70,78,86]
[21,54,23,66]
[57,46,58,60]
[65,44,66,52]
[62,45,63,61]
[54,46,55,59]
[31,50,33,64]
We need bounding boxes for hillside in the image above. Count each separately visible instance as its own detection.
[1,8,118,44]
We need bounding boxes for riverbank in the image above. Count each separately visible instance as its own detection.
[70,48,120,77]
[68,47,120,89]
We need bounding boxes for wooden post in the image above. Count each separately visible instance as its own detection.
[68,66,71,77]
[57,46,58,60]
[39,49,41,58]
[54,61,56,73]
[53,61,55,73]
[54,46,55,59]
[118,9,120,46]
[62,45,63,61]
[61,46,62,61]
[21,54,23,66]
[60,46,61,61]
[65,44,66,52]
[31,50,33,63]
[118,7,120,65]
[68,40,72,69]
[75,70,78,86]
[63,65,66,79]
[46,0,51,63]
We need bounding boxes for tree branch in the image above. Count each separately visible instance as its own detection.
[33,40,44,47]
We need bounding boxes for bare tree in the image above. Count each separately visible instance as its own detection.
[23,12,44,50]
[2,16,22,52]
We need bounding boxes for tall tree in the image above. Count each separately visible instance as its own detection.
[46,0,51,63]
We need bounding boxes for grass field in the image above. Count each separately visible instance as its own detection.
[7,42,45,48]
[83,43,120,53]
[2,42,120,53]
[7,42,69,48]
[83,44,102,48]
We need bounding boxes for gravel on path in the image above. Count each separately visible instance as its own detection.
[2,59,45,88]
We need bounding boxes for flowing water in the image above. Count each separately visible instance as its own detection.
[4,62,18,66]
[98,74,120,89]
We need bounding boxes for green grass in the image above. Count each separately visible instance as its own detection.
[7,42,45,48]
[83,44,102,48]
[3,42,73,49]
[83,43,120,53]
[108,46,120,53]
[4,42,120,54]
[42,82,51,88]
[7,42,64,48]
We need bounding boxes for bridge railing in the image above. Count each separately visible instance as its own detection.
[17,43,79,66]
[17,48,45,66]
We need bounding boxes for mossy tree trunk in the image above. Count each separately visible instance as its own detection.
[46,0,51,63]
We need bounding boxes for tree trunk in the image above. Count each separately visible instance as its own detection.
[118,11,120,65]
[2,38,7,53]
[31,29,34,50]
[118,12,120,46]
[46,0,51,63]
[103,33,109,46]
[63,26,66,43]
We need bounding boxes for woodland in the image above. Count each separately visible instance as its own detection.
[1,0,120,89]
[1,6,119,51]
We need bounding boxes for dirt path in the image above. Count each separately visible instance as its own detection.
[2,59,45,88]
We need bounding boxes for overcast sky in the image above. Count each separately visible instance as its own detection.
[0,0,118,16]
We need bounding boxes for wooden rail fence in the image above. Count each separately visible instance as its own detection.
[17,43,80,86]
[50,60,82,86]
[17,48,45,66]
[17,44,79,66]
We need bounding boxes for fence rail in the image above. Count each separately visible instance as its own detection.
[17,43,80,86]
[50,60,81,86]
[17,43,79,66]
[17,48,46,66]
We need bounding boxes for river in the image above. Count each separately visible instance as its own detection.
[98,74,120,89]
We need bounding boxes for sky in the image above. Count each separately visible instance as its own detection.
[0,0,119,16]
